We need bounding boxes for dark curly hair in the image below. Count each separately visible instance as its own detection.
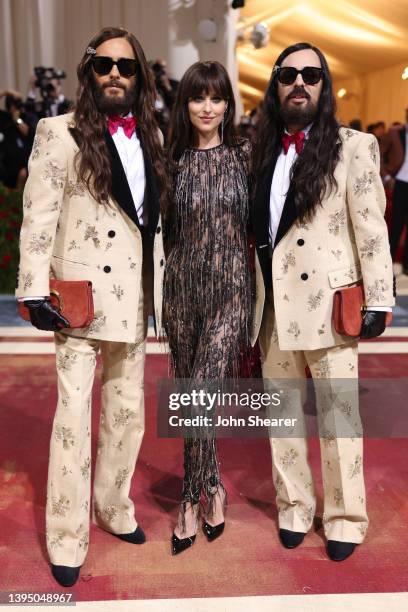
[254,42,341,223]
[72,26,169,211]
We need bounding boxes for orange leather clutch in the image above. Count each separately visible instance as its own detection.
[18,279,94,328]
[332,284,392,337]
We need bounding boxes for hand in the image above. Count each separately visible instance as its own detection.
[25,299,70,331]
[360,311,386,339]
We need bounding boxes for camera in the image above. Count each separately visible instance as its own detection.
[34,66,66,98]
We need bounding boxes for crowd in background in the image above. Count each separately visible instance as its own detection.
[0,66,407,273]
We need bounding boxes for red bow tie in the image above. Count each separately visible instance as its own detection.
[107,115,137,138]
[282,131,305,155]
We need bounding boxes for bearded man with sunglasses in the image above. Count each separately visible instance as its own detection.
[16,27,168,586]
[251,43,394,561]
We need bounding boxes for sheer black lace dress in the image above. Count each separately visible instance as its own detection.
[163,139,252,524]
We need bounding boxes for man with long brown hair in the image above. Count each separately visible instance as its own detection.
[16,26,167,586]
[251,43,394,562]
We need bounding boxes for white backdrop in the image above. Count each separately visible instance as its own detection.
[0,0,243,117]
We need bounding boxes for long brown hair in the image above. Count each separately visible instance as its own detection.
[168,61,239,162]
[73,26,169,210]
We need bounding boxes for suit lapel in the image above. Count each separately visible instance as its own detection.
[274,186,297,247]
[137,129,160,237]
[104,129,141,229]
[399,127,406,153]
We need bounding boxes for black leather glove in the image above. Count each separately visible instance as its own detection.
[360,310,387,340]
[24,299,70,331]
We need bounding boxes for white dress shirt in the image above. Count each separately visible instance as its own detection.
[111,113,146,226]
[268,124,391,313]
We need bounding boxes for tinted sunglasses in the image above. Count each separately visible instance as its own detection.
[274,66,323,86]
[91,56,138,78]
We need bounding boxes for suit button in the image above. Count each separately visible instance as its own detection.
[156,226,161,234]
[297,238,305,246]
[160,259,164,267]
[108,230,116,238]
[103,265,111,273]
[301,273,308,281]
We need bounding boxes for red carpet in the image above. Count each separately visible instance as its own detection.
[0,352,407,600]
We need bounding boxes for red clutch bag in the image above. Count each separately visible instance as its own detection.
[332,284,392,337]
[18,279,94,328]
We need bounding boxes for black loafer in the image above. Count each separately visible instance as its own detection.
[279,528,306,549]
[327,540,357,561]
[51,564,81,587]
[113,525,146,544]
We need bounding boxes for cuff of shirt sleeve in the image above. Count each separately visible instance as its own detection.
[366,306,392,312]
[18,297,47,302]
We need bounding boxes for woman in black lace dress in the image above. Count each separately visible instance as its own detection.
[163,61,252,554]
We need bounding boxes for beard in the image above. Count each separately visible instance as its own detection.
[93,79,137,116]
[279,86,319,127]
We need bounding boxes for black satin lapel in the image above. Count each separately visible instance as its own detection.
[252,152,278,248]
[399,127,406,153]
[274,187,298,247]
[138,129,160,236]
[104,130,140,228]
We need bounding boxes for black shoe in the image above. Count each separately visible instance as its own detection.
[279,528,306,549]
[327,540,357,561]
[203,521,225,542]
[51,564,81,587]
[113,525,146,544]
[171,533,196,555]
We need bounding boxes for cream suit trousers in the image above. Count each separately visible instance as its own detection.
[46,281,148,567]
[259,295,368,544]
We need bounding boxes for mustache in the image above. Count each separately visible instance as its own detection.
[103,80,125,90]
[286,86,311,101]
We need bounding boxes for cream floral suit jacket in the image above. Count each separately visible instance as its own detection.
[16,113,165,343]
[251,128,395,351]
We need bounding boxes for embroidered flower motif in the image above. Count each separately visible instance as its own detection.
[112,407,137,429]
[340,400,353,417]
[321,429,336,447]
[357,207,369,222]
[23,195,33,209]
[56,352,78,372]
[115,467,130,489]
[103,505,119,523]
[28,231,52,255]
[348,454,362,478]
[317,324,326,335]
[126,344,144,360]
[88,311,106,334]
[344,266,359,281]
[274,472,284,493]
[111,284,124,301]
[300,506,314,527]
[84,224,100,248]
[343,129,356,140]
[51,494,70,517]
[333,487,343,507]
[61,465,72,477]
[366,278,389,302]
[42,160,65,190]
[314,355,331,378]
[331,249,343,261]
[116,440,124,452]
[80,457,91,480]
[280,448,298,471]
[359,523,368,537]
[287,321,300,339]
[31,136,42,159]
[68,240,80,251]
[281,250,296,274]
[105,242,112,251]
[79,533,89,550]
[307,289,324,311]
[360,235,382,259]
[278,360,290,371]
[368,140,377,164]
[121,320,128,329]
[76,219,83,228]
[48,531,65,549]
[328,209,346,235]
[46,129,56,142]
[66,180,85,198]
[353,171,375,197]
[21,271,34,290]
[55,424,75,449]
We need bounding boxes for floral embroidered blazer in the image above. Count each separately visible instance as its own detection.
[251,127,395,350]
[16,113,165,343]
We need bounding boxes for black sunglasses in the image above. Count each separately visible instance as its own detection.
[91,56,138,78]
[274,66,323,86]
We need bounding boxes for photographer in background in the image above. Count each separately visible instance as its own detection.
[26,67,71,119]
[149,59,178,139]
[0,89,37,189]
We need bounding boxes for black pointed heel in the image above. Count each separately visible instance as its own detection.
[171,532,196,555]
[203,520,225,542]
